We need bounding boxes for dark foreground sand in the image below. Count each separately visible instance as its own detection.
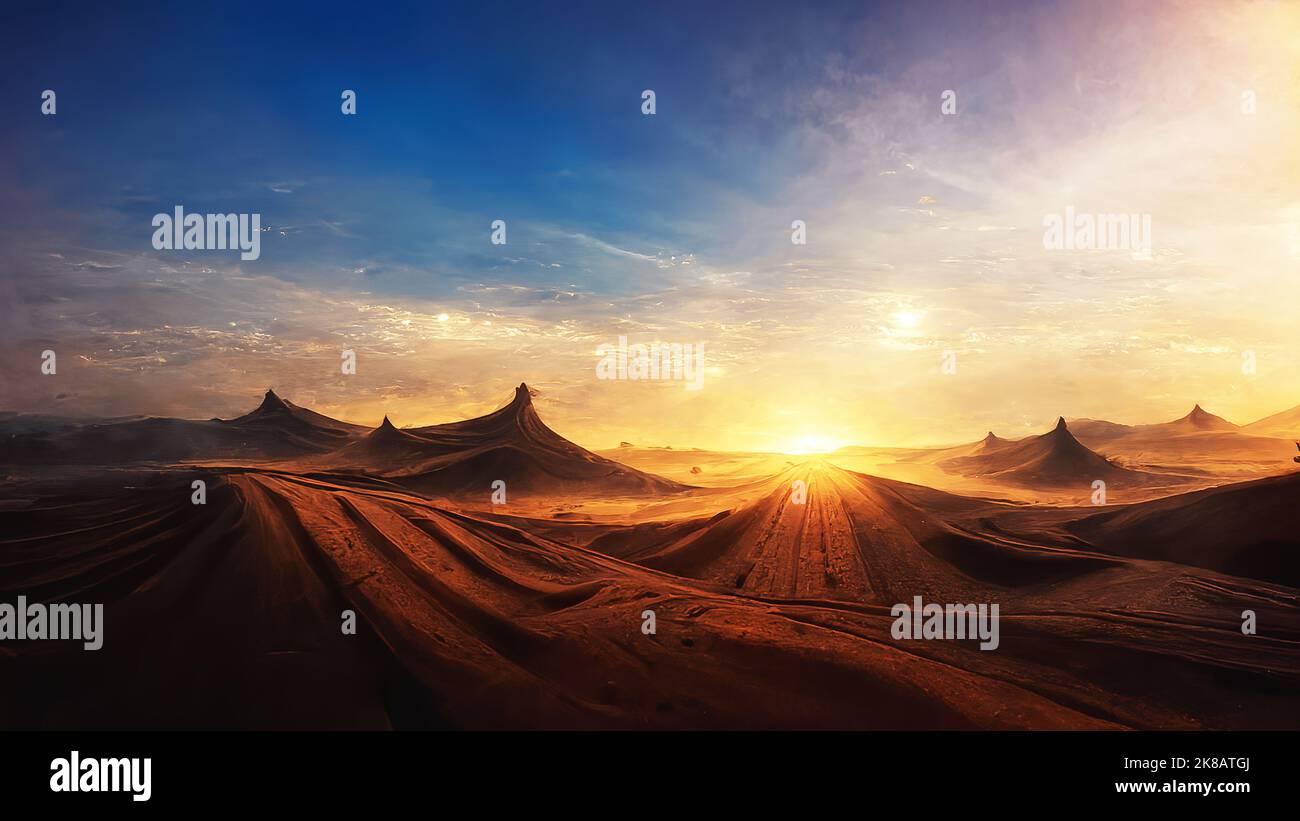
[2,461,1297,730]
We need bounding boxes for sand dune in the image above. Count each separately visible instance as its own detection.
[1070,404,1238,442]
[0,469,1115,729]
[1066,405,1295,480]
[590,462,1121,603]
[1241,403,1300,439]
[0,389,364,464]
[3,463,1297,729]
[1065,472,1300,586]
[0,384,685,500]
[1157,404,1240,433]
[819,404,1298,503]
[822,422,1197,504]
[319,383,689,498]
[4,388,1300,730]
[835,411,1297,504]
[227,388,369,442]
[939,417,1161,488]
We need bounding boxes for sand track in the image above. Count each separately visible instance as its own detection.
[5,464,1299,729]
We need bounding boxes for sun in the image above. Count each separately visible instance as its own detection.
[891,310,921,329]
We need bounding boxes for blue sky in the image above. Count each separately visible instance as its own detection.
[5,0,859,294]
[2,1,1298,449]
[2,0,1034,297]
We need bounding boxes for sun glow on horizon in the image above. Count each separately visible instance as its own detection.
[778,433,850,456]
[5,1,1299,455]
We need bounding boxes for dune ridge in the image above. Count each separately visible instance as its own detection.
[3,386,1299,729]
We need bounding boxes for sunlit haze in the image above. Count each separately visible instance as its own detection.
[2,0,1297,451]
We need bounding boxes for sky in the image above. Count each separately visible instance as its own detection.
[1,0,1298,451]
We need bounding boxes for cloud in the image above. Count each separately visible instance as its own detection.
[565,232,659,263]
[2,1,1297,449]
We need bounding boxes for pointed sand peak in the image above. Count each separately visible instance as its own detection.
[1173,403,1238,430]
[365,414,410,443]
[256,388,289,413]
[978,431,1003,449]
[1041,416,1088,450]
[507,382,540,417]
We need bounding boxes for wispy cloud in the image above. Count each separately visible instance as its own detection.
[2,0,1297,448]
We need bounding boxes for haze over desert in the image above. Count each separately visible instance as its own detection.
[3,383,1297,729]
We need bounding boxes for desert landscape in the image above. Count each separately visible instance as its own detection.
[4,0,1300,746]
[2,383,1297,730]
